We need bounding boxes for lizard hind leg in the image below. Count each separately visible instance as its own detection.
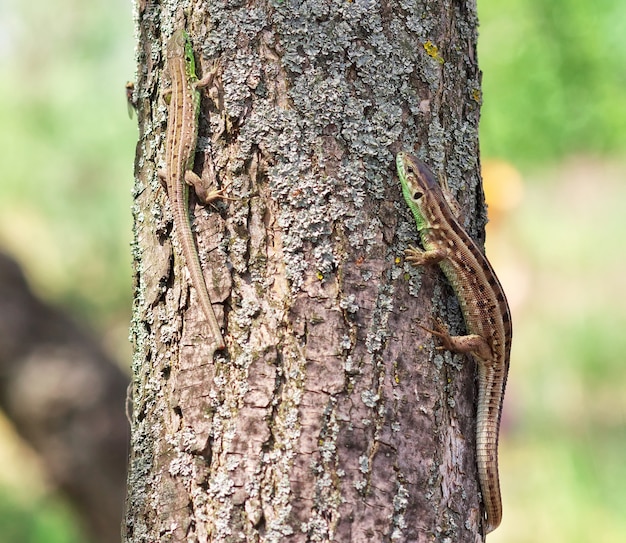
[419,317,491,359]
[184,170,232,206]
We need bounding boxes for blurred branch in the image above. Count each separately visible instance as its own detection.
[0,252,129,543]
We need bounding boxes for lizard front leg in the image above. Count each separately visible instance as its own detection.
[404,246,447,266]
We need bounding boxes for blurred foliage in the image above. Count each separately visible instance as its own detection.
[488,158,626,543]
[0,491,88,543]
[0,0,134,540]
[478,0,626,165]
[0,0,136,327]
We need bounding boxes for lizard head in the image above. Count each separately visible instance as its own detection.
[396,151,442,229]
[166,29,197,80]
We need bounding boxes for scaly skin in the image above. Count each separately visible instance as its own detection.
[163,29,225,350]
[397,151,512,533]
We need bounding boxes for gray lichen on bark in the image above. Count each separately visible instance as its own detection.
[125,0,488,541]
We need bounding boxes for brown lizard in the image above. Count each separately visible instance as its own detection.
[397,151,512,533]
[161,29,226,350]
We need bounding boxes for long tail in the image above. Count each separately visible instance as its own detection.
[476,362,505,533]
[175,203,226,350]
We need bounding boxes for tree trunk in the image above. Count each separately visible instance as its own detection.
[125,1,487,541]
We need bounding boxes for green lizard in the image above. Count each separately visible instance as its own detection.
[397,151,512,533]
[161,29,226,350]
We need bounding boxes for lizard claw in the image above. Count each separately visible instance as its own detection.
[404,245,425,265]
[204,183,236,208]
[417,317,454,351]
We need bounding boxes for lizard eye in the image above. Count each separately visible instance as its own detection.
[413,191,423,200]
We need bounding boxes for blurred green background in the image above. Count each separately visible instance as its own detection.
[0,0,625,541]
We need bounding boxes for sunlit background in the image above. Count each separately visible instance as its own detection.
[1,0,625,541]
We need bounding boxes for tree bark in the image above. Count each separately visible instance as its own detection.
[125,1,487,541]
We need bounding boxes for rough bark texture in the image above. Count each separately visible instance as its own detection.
[0,252,130,543]
[126,1,487,541]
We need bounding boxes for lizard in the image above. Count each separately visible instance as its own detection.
[161,28,226,350]
[396,151,512,534]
